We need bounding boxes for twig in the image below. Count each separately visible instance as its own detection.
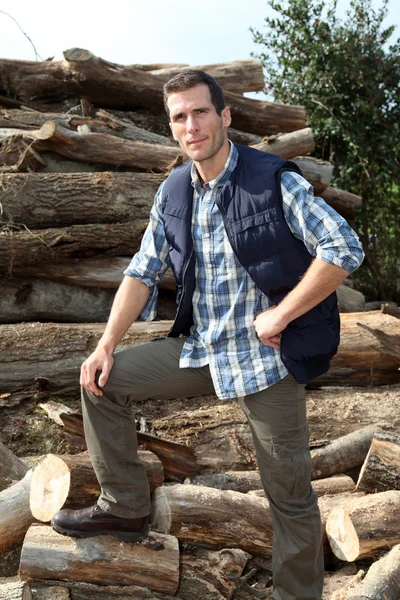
[0,10,43,61]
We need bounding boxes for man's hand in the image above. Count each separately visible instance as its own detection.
[80,347,114,396]
[253,306,288,349]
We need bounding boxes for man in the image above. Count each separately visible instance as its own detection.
[52,71,364,600]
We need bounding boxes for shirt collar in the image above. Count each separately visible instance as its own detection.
[191,141,238,192]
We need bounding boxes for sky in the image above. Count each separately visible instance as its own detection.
[1,0,398,76]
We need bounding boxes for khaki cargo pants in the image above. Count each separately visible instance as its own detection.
[82,337,323,600]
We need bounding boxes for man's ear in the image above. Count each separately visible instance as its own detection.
[222,106,232,129]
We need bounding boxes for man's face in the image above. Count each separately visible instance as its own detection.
[167,84,231,163]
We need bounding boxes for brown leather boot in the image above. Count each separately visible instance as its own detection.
[51,504,150,542]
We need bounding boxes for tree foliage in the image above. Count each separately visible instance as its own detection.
[251,0,400,301]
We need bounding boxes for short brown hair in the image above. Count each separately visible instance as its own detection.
[163,70,226,117]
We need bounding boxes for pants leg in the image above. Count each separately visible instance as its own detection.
[239,374,324,600]
[82,337,214,518]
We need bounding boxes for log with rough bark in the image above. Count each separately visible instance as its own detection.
[320,186,363,221]
[0,470,35,554]
[0,321,172,392]
[0,277,115,323]
[30,586,69,600]
[33,581,179,599]
[147,59,265,94]
[29,452,163,522]
[0,580,31,600]
[1,312,400,394]
[137,431,200,481]
[0,107,173,146]
[0,50,306,135]
[252,127,315,159]
[248,474,355,498]
[336,284,365,313]
[151,483,273,555]
[0,121,180,171]
[315,311,400,386]
[0,442,29,492]
[0,221,147,274]
[311,425,379,480]
[344,544,400,600]
[0,171,160,228]
[191,470,263,492]
[356,430,400,493]
[19,524,179,594]
[291,156,333,194]
[177,546,251,600]
[326,490,400,562]
[357,319,400,362]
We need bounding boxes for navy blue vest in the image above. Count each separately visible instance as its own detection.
[160,143,340,383]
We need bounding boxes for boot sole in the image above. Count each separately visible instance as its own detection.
[51,521,150,543]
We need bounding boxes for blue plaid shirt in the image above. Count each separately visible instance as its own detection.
[125,143,364,399]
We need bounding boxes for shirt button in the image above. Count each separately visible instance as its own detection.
[209,347,215,353]
[208,294,214,300]
[204,233,210,238]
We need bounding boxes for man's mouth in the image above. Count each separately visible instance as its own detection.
[188,138,207,146]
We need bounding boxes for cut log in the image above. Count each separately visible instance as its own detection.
[151,483,273,555]
[18,258,174,290]
[252,127,315,159]
[0,442,29,492]
[0,470,35,554]
[0,277,115,323]
[314,311,400,386]
[1,312,399,394]
[32,581,177,599]
[137,431,200,481]
[227,128,263,146]
[29,451,164,522]
[326,490,400,562]
[321,186,363,221]
[356,430,400,492]
[344,544,400,600]
[0,221,147,274]
[357,320,400,362]
[148,60,265,94]
[291,156,333,194]
[336,284,365,313]
[248,474,355,497]
[0,580,31,600]
[191,470,263,492]
[20,525,179,594]
[0,107,173,146]
[0,321,172,392]
[0,50,306,135]
[311,425,379,480]
[178,546,251,600]
[0,121,181,171]
[30,586,69,600]
[0,171,160,228]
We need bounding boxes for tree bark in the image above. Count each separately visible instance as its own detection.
[0,221,147,274]
[320,186,363,221]
[0,442,29,492]
[0,171,160,228]
[137,431,200,482]
[356,431,400,493]
[0,321,172,392]
[0,470,35,554]
[151,483,274,556]
[326,490,400,562]
[357,320,400,362]
[0,581,31,600]
[252,127,315,159]
[311,425,379,480]
[29,452,164,522]
[32,581,179,599]
[29,586,69,600]
[0,50,306,136]
[344,544,400,600]
[147,60,265,94]
[291,156,333,194]
[19,524,180,594]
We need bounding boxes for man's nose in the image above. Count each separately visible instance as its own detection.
[186,115,200,134]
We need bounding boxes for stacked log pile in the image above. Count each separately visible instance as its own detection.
[1,51,400,598]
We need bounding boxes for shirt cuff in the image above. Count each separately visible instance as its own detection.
[316,247,365,273]
[123,272,158,321]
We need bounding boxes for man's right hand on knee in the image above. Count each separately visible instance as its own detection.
[80,347,114,396]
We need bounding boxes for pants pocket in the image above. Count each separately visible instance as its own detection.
[271,426,311,501]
